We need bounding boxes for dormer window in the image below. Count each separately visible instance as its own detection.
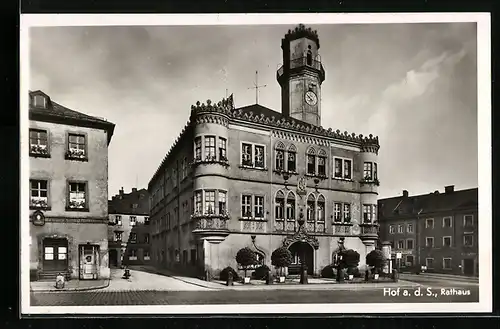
[32,95,47,108]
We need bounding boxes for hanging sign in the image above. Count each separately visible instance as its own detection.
[32,210,45,226]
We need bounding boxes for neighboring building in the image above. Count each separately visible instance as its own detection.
[108,187,151,267]
[28,90,115,281]
[378,186,478,276]
[148,24,381,278]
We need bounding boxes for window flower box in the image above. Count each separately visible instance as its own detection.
[30,144,49,156]
[66,148,86,160]
[360,177,380,186]
[30,197,48,208]
[68,200,86,209]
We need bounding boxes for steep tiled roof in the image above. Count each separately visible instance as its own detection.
[378,187,478,219]
[29,90,115,142]
[108,188,150,215]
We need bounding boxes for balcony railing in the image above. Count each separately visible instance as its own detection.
[361,224,379,236]
[277,57,325,82]
[333,224,352,235]
[191,213,230,231]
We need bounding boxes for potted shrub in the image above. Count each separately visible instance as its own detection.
[366,249,386,280]
[339,249,360,280]
[220,266,239,282]
[253,264,271,280]
[271,246,293,283]
[236,247,257,284]
[321,264,336,279]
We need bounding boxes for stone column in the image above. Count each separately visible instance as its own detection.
[362,239,376,271]
[381,241,392,274]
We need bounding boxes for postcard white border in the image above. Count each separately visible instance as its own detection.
[20,12,492,315]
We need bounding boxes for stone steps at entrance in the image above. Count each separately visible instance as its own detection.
[38,270,71,281]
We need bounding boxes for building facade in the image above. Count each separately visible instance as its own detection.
[378,186,478,276]
[28,90,115,281]
[148,25,381,278]
[108,187,151,267]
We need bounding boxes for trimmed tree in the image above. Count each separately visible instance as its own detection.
[339,249,360,275]
[366,249,386,274]
[271,246,293,277]
[236,247,257,278]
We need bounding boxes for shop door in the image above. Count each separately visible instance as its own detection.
[43,238,68,271]
[463,259,474,275]
[80,245,99,280]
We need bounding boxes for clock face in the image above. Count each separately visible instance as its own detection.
[305,91,318,106]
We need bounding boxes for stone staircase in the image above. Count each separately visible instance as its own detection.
[37,270,72,281]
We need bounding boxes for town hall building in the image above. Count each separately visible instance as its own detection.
[148,25,381,278]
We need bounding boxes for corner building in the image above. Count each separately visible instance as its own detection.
[148,25,381,278]
[28,90,115,281]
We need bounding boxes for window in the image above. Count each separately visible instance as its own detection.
[204,136,216,160]
[307,148,316,175]
[426,237,434,247]
[443,236,452,247]
[443,216,452,228]
[306,50,313,66]
[254,146,265,168]
[218,191,227,215]
[33,94,47,108]
[67,133,86,159]
[343,203,351,222]
[242,195,252,218]
[219,137,227,161]
[29,129,49,155]
[426,258,434,269]
[115,215,122,226]
[181,157,188,179]
[114,232,122,242]
[68,182,87,209]
[129,249,137,260]
[275,191,285,220]
[374,163,378,180]
[464,234,473,247]
[318,155,326,176]
[194,137,202,161]
[254,196,264,218]
[317,195,325,222]
[286,192,296,220]
[144,234,150,243]
[334,203,342,222]
[275,149,284,171]
[287,145,296,172]
[398,224,403,233]
[144,250,150,260]
[130,216,137,226]
[130,233,137,243]
[406,239,414,250]
[194,191,202,214]
[407,223,414,233]
[389,225,395,234]
[397,240,405,249]
[242,143,252,166]
[443,258,452,270]
[363,162,373,180]
[334,158,352,180]
[464,215,474,227]
[307,194,315,221]
[363,204,376,223]
[30,179,48,208]
[144,217,150,225]
[425,218,434,229]
[205,191,215,214]
[190,249,197,266]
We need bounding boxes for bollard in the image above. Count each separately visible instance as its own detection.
[337,268,345,282]
[392,269,399,282]
[122,268,131,279]
[226,271,234,286]
[55,273,65,289]
[364,268,370,282]
[266,271,273,285]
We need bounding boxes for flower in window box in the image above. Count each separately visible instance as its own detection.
[30,144,48,155]
[244,211,252,219]
[242,159,253,167]
[205,155,217,162]
[30,197,48,208]
[69,200,85,209]
[220,155,229,163]
[67,148,86,159]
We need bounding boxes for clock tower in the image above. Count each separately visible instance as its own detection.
[277,24,325,127]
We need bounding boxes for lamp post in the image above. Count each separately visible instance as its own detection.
[297,208,308,284]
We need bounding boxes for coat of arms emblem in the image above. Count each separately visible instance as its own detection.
[297,176,307,195]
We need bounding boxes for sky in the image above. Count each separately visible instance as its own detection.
[29,22,478,199]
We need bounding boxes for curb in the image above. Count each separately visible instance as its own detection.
[131,267,221,290]
[30,279,110,293]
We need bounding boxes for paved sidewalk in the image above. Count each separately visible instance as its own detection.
[402,273,479,282]
[30,278,109,292]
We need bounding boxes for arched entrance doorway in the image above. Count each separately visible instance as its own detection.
[109,249,118,267]
[288,242,314,275]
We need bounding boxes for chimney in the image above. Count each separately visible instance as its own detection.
[445,185,454,194]
[434,190,439,195]
[132,188,137,193]
[402,190,409,198]
[119,187,124,195]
